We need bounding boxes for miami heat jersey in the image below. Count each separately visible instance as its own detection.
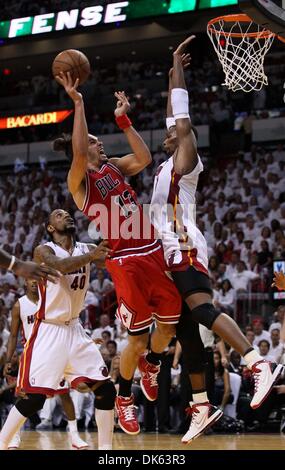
[38,241,90,323]
[18,295,39,342]
[150,155,208,273]
[82,162,158,256]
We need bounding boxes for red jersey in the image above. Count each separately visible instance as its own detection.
[82,162,158,256]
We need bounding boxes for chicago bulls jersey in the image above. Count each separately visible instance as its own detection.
[38,241,90,323]
[82,162,158,257]
[150,155,208,273]
[18,295,39,342]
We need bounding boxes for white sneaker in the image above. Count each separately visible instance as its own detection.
[250,360,283,409]
[70,432,89,450]
[8,431,21,450]
[36,418,52,430]
[181,402,223,444]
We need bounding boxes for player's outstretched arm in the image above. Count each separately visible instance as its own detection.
[34,242,111,274]
[56,71,88,197]
[171,36,198,175]
[4,301,21,374]
[0,249,60,283]
[109,91,152,176]
[167,53,191,124]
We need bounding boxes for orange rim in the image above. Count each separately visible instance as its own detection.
[207,13,276,39]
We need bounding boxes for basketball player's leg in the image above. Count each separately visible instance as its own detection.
[172,266,283,409]
[176,303,222,443]
[60,391,88,449]
[93,380,116,450]
[149,322,176,357]
[136,257,182,403]
[0,322,69,449]
[67,323,116,450]
[115,330,149,435]
[0,393,46,450]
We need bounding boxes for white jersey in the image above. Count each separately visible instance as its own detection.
[18,295,39,342]
[150,155,208,272]
[38,241,90,323]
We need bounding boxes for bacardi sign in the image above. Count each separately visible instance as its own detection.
[0,110,73,129]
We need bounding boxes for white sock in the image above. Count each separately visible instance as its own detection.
[95,409,114,450]
[68,420,78,433]
[243,349,262,370]
[0,406,27,448]
[192,392,209,404]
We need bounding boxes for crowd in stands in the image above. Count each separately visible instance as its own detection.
[1,47,285,145]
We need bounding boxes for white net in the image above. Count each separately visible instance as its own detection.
[207,15,275,93]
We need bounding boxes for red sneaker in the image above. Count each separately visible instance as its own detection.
[138,355,160,401]
[115,394,140,435]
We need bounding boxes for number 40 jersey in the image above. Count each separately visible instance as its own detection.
[37,241,90,323]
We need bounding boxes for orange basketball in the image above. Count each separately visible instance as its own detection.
[52,49,90,85]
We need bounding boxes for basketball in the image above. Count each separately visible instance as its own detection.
[52,49,90,85]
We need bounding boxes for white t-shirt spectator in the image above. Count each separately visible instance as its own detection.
[216,288,236,307]
[0,291,15,309]
[91,325,114,341]
[253,330,271,347]
[0,272,16,287]
[268,322,281,334]
[270,342,285,363]
[229,270,259,291]
[0,327,10,347]
[84,290,99,308]
[91,278,114,298]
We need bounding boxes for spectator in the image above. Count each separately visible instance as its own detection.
[91,269,114,300]
[269,329,284,363]
[258,339,275,362]
[252,318,271,347]
[91,313,114,340]
[214,279,236,316]
[229,261,259,292]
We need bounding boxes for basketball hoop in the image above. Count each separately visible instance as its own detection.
[207,14,276,93]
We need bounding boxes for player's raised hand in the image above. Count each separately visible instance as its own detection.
[114,91,131,117]
[272,271,285,291]
[55,71,82,103]
[173,35,196,58]
[89,241,112,268]
[12,260,61,283]
[169,53,191,77]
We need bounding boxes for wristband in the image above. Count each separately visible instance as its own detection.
[166,117,176,130]
[7,255,16,271]
[171,88,190,120]
[115,114,132,130]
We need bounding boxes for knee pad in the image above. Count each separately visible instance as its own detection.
[191,303,220,329]
[94,381,116,410]
[176,308,206,374]
[15,393,46,418]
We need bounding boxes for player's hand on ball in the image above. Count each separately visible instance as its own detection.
[55,71,82,103]
[89,241,111,268]
[114,91,131,117]
[272,271,285,290]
